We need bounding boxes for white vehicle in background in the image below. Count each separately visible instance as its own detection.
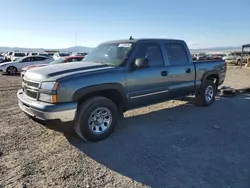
[11,52,26,61]
[53,52,71,60]
[0,54,4,63]
[0,55,53,75]
[5,52,13,61]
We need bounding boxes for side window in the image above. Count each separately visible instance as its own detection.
[134,42,164,66]
[165,43,189,65]
[35,57,47,61]
[22,57,30,62]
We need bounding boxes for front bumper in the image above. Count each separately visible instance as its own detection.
[17,89,77,123]
[225,59,236,64]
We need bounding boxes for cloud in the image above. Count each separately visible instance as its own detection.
[187,41,200,46]
[158,36,168,38]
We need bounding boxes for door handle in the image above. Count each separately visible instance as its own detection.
[185,68,191,73]
[161,71,168,76]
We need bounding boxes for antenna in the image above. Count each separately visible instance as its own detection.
[75,32,78,48]
[129,36,134,40]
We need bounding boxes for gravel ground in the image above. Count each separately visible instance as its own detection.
[1,67,250,188]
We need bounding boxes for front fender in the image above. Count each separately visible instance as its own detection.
[72,83,127,102]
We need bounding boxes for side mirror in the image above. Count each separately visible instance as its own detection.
[134,58,149,68]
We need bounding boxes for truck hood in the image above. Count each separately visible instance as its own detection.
[24,61,115,81]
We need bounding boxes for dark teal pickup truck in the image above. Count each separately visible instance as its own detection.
[17,38,227,142]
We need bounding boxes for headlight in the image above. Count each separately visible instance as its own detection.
[39,93,57,103]
[40,81,58,90]
[39,82,59,103]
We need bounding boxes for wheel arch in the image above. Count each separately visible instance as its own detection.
[73,83,128,113]
[201,71,219,88]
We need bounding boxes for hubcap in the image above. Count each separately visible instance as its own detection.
[205,85,214,102]
[88,107,112,135]
[8,67,16,74]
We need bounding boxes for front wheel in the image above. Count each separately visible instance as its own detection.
[6,66,17,75]
[236,59,241,65]
[195,80,216,106]
[75,96,119,142]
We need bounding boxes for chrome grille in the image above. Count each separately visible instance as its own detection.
[22,79,40,99]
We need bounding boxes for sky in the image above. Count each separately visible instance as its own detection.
[1,0,250,49]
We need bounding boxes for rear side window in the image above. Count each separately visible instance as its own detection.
[35,57,47,61]
[134,42,164,67]
[165,43,189,65]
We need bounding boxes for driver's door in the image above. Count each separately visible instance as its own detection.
[126,42,171,109]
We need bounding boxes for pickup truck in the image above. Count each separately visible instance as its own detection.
[17,38,227,142]
[223,51,250,65]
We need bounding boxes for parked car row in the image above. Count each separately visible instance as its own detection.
[192,52,226,61]
[1,51,88,62]
[20,56,84,77]
[0,55,85,76]
[222,51,250,65]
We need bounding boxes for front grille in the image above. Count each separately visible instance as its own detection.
[24,89,38,99]
[22,79,40,99]
[23,79,39,88]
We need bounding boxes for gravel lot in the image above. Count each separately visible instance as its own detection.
[1,67,250,188]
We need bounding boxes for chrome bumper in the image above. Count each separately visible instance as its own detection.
[17,89,77,122]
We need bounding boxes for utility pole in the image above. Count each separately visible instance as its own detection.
[75,32,78,48]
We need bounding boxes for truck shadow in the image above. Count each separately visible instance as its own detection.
[65,94,250,188]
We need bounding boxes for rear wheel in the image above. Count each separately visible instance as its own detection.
[7,66,17,75]
[195,80,216,106]
[246,59,250,67]
[236,59,241,65]
[75,96,119,142]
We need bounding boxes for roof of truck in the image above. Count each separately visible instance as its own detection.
[242,44,250,48]
[102,38,185,44]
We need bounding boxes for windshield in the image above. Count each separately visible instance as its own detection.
[59,53,70,57]
[50,58,65,64]
[83,42,133,66]
[229,52,241,56]
[14,53,26,57]
[39,53,49,57]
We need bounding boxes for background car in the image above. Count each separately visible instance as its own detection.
[11,52,26,61]
[21,56,84,77]
[0,55,53,75]
[5,52,13,61]
[0,54,4,63]
[53,52,71,60]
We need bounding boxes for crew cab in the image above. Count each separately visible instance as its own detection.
[17,38,227,142]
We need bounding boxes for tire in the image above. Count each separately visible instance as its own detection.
[195,80,216,106]
[75,96,119,142]
[236,59,241,65]
[6,66,17,75]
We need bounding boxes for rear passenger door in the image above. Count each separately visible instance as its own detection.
[164,42,195,98]
[35,56,50,64]
[126,42,171,109]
